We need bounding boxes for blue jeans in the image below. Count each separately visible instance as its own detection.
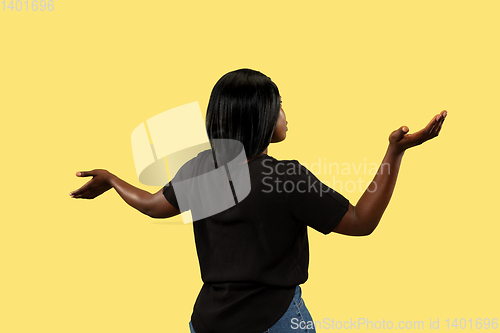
[189,285,316,333]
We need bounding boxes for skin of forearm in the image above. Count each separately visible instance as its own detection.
[353,144,404,234]
[109,174,154,216]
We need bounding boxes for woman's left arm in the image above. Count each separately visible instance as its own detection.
[333,110,447,236]
[70,170,180,219]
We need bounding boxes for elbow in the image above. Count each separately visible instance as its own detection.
[353,213,378,236]
[335,206,379,236]
[141,205,156,218]
[144,208,161,219]
[361,228,375,236]
[351,228,374,236]
[355,220,379,236]
[363,220,381,236]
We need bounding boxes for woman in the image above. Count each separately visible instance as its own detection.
[70,69,447,333]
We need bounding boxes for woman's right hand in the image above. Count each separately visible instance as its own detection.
[388,110,447,155]
[70,169,114,199]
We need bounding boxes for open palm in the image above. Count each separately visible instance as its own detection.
[69,169,113,199]
[389,110,447,154]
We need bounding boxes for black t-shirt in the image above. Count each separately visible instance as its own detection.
[163,151,349,333]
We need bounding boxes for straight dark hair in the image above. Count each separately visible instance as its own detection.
[206,69,281,165]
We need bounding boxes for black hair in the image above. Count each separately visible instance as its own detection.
[206,68,281,165]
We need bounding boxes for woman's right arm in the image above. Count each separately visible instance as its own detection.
[333,110,447,236]
[69,169,180,219]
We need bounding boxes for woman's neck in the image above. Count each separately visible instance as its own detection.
[246,147,268,162]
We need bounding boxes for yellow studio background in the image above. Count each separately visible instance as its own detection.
[1,0,498,332]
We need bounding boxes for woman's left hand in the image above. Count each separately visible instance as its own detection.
[70,169,113,199]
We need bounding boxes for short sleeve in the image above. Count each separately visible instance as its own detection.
[161,155,198,212]
[161,149,214,213]
[286,160,349,235]
[162,181,180,210]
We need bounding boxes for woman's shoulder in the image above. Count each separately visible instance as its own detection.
[170,149,214,181]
